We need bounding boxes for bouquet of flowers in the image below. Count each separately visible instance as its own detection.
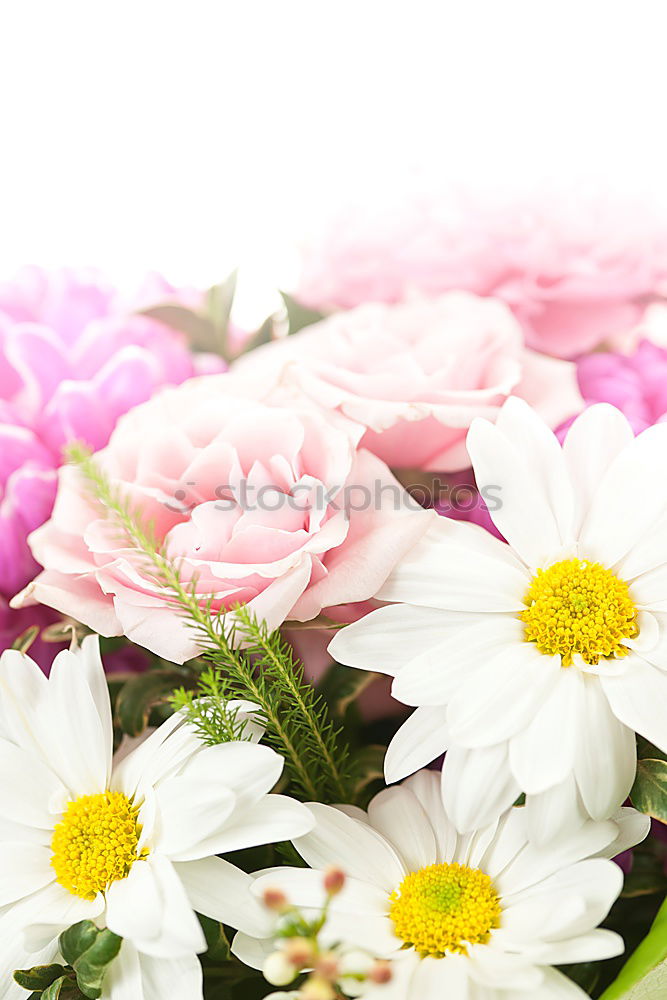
[2,189,667,1000]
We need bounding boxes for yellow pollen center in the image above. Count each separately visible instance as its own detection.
[520,557,638,666]
[388,862,501,957]
[51,791,144,900]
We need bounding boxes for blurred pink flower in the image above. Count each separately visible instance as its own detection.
[577,337,667,433]
[237,293,582,470]
[17,373,432,662]
[296,190,667,359]
[0,266,221,603]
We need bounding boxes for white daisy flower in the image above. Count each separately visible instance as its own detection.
[0,636,313,1000]
[231,772,648,1000]
[330,398,667,841]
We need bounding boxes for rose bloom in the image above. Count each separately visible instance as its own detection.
[0,266,220,604]
[237,293,582,471]
[576,306,667,432]
[16,373,431,662]
[296,188,667,359]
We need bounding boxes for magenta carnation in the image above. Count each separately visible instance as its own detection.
[296,189,667,359]
[577,337,667,433]
[0,267,219,601]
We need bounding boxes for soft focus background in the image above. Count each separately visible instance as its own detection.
[3,0,667,321]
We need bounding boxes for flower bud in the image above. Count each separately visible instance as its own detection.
[323,866,346,895]
[315,951,339,981]
[369,961,393,984]
[263,887,289,911]
[300,976,336,1000]
[263,951,297,987]
[284,936,317,968]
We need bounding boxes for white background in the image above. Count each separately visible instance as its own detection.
[2,1,667,302]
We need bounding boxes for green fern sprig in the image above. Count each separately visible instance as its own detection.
[67,443,354,803]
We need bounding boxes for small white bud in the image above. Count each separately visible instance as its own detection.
[263,950,297,987]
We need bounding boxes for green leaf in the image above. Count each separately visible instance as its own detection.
[198,914,232,962]
[600,896,667,999]
[58,922,122,1000]
[59,924,99,965]
[279,292,324,335]
[41,977,83,1000]
[631,760,667,824]
[317,662,376,719]
[11,625,41,654]
[235,314,276,358]
[349,744,387,799]
[206,270,238,358]
[140,305,218,354]
[637,736,667,764]
[116,668,190,736]
[13,966,69,990]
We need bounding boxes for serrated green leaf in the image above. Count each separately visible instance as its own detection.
[279,292,324,335]
[198,914,232,962]
[116,668,189,736]
[631,760,667,824]
[13,965,69,990]
[600,896,667,999]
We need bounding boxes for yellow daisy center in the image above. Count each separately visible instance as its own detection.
[388,862,501,957]
[520,557,638,666]
[51,791,145,900]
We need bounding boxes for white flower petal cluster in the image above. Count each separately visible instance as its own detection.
[331,398,667,840]
[232,772,649,1000]
[0,636,313,1000]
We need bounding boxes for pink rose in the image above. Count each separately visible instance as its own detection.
[16,374,432,662]
[0,267,221,608]
[236,293,582,471]
[296,190,667,359]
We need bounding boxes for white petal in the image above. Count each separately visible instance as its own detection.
[47,645,112,795]
[466,943,543,990]
[602,656,667,753]
[138,949,203,1000]
[0,737,68,827]
[597,807,651,859]
[532,968,592,999]
[384,707,449,783]
[574,676,637,820]
[509,667,581,794]
[0,648,48,750]
[153,781,236,860]
[524,773,589,847]
[231,930,276,970]
[105,855,206,958]
[293,803,406,890]
[521,929,624,964]
[176,857,273,937]
[506,858,623,937]
[447,643,560,748]
[178,741,284,809]
[0,844,54,905]
[328,604,455,678]
[113,714,202,802]
[367,786,437,872]
[250,867,389,919]
[497,816,619,897]
[77,635,114,769]
[579,422,667,567]
[377,517,529,611]
[442,743,520,833]
[563,404,634,537]
[106,938,145,1000]
[467,398,572,569]
[411,953,471,998]
[392,616,523,707]
[401,770,458,861]
[184,795,314,858]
